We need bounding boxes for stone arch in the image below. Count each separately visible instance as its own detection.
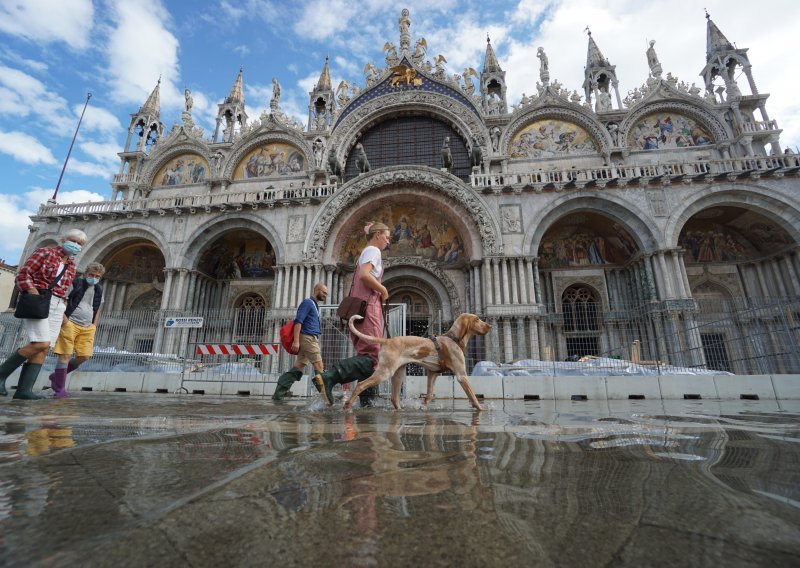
[140,139,212,187]
[382,258,461,320]
[178,213,285,269]
[502,104,611,157]
[305,166,501,262]
[223,129,313,181]
[691,278,737,300]
[664,185,800,248]
[526,193,660,257]
[619,100,729,151]
[328,93,490,172]
[79,223,171,269]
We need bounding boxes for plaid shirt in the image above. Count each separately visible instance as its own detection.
[15,246,77,298]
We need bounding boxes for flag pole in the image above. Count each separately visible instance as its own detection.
[48,92,92,204]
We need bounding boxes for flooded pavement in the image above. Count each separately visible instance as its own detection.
[1,394,799,567]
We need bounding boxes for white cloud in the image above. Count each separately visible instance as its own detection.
[80,105,123,134]
[294,0,359,41]
[0,130,57,165]
[105,0,182,110]
[0,187,103,262]
[0,65,73,133]
[0,193,35,261]
[0,0,94,50]
[25,188,105,207]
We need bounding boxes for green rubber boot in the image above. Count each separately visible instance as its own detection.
[0,351,27,396]
[12,362,45,400]
[272,368,302,401]
[320,369,343,406]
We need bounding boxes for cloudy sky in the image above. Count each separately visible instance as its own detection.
[1,0,797,265]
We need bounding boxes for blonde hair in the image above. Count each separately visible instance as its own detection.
[364,221,389,238]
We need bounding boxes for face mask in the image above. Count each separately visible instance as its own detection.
[62,241,82,255]
[85,277,99,285]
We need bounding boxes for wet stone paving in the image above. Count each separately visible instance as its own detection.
[1,393,799,567]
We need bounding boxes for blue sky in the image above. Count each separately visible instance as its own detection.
[1,0,798,265]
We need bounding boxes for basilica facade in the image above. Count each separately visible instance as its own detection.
[25,11,800,371]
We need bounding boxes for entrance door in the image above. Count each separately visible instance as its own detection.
[701,333,731,372]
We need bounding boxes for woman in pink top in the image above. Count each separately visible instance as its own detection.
[350,221,391,363]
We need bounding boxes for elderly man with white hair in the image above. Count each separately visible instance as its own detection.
[0,228,87,399]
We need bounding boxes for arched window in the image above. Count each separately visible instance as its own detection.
[561,285,601,358]
[234,294,266,341]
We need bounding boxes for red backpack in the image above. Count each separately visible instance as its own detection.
[279,320,298,354]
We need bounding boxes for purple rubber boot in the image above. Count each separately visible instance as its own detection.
[51,368,69,398]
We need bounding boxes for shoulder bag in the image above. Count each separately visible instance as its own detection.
[14,265,66,319]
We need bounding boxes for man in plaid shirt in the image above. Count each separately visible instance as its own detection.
[0,229,87,399]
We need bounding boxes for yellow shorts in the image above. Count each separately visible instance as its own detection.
[53,320,97,358]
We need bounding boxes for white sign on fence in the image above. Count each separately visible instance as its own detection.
[164,317,204,328]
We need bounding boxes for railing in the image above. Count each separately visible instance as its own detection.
[737,119,779,135]
[2,297,796,382]
[470,155,800,189]
[36,184,339,217]
[111,173,138,184]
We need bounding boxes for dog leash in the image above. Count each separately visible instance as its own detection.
[382,300,391,338]
[429,335,450,373]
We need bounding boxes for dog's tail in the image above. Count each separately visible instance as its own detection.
[348,315,391,345]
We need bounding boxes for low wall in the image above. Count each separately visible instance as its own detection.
[5,370,798,400]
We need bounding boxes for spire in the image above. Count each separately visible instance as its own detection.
[317,55,332,91]
[139,77,161,117]
[705,11,735,62]
[585,28,608,69]
[226,67,244,105]
[483,35,502,73]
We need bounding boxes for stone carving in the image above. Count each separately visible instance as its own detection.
[383,42,399,67]
[646,40,662,78]
[596,88,612,112]
[328,146,343,178]
[287,215,305,242]
[313,138,325,169]
[469,137,482,170]
[355,143,370,173]
[490,126,501,152]
[270,78,281,111]
[412,38,427,65]
[363,62,380,87]
[500,205,522,233]
[537,47,549,84]
[441,137,453,172]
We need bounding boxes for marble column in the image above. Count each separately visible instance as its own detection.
[517,259,528,305]
[492,259,502,306]
[502,318,513,363]
[500,259,510,305]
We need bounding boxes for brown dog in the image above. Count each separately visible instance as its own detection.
[345,313,492,411]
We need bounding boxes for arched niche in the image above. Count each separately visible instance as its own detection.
[509,119,599,159]
[102,242,166,284]
[233,141,306,180]
[197,229,277,280]
[627,111,714,151]
[537,212,639,268]
[337,197,471,269]
[677,206,794,264]
[153,153,209,186]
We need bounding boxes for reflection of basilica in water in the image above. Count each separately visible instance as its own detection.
[25,10,799,367]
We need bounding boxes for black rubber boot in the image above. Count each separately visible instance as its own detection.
[272,368,302,401]
[0,351,27,396]
[12,362,45,400]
